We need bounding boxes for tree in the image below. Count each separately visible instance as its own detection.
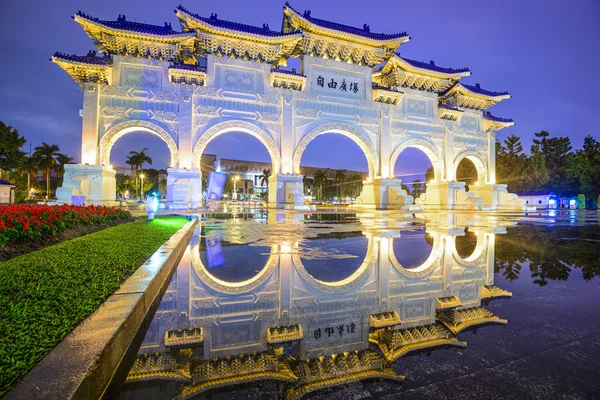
[425,166,435,183]
[456,159,478,185]
[334,169,347,199]
[412,179,424,198]
[115,173,136,199]
[19,156,38,199]
[0,121,26,177]
[33,142,60,199]
[566,136,600,203]
[127,148,152,172]
[348,173,364,198]
[496,135,528,192]
[521,144,549,192]
[259,169,271,198]
[577,194,586,210]
[313,170,328,201]
[55,153,75,184]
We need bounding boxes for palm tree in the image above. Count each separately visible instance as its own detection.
[19,156,38,199]
[312,169,328,201]
[259,169,271,198]
[334,169,347,200]
[128,148,153,172]
[349,173,364,198]
[55,153,75,181]
[33,142,60,199]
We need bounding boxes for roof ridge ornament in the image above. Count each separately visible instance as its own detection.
[363,24,370,32]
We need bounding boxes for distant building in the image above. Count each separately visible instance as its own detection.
[516,191,579,210]
[0,180,16,204]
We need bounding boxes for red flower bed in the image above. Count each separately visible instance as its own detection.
[0,204,131,246]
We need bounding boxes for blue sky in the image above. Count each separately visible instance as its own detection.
[1,0,598,179]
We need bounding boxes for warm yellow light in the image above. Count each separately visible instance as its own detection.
[474,181,480,186]
[140,174,145,179]
[234,175,240,181]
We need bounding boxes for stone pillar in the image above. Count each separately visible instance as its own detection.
[357,178,417,210]
[56,164,116,206]
[444,125,455,181]
[487,131,496,183]
[80,83,100,165]
[379,106,392,179]
[280,92,294,174]
[178,84,194,169]
[269,174,309,210]
[166,168,202,210]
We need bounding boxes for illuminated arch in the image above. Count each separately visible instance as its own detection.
[389,232,443,278]
[190,244,279,294]
[453,230,487,267]
[292,122,379,178]
[389,138,444,181]
[291,239,376,293]
[99,120,179,167]
[192,120,280,172]
[453,150,487,183]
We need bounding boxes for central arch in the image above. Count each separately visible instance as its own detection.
[192,120,281,172]
[99,120,179,167]
[389,138,443,181]
[453,151,487,183]
[292,122,379,178]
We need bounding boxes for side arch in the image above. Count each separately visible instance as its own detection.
[292,122,379,178]
[389,138,444,181]
[99,120,179,167]
[453,150,487,183]
[192,120,281,172]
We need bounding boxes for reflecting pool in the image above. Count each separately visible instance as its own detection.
[118,210,600,400]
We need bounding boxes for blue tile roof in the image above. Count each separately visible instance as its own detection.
[271,67,306,77]
[0,180,15,186]
[483,112,513,123]
[169,63,206,72]
[400,56,470,75]
[75,11,191,36]
[462,83,509,97]
[176,6,298,37]
[52,51,113,65]
[284,3,408,41]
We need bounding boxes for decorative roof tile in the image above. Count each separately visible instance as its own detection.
[284,3,408,41]
[372,83,403,93]
[52,51,113,65]
[75,11,191,36]
[462,83,509,97]
[271,67,306,77]
[483,112,513,123]
[176,5,298,37]
[169,63,206,72]
[438,103,460,111]
[401,56,469,74]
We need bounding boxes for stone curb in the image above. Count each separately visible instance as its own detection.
[6,218,199,400]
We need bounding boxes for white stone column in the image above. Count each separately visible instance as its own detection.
[178,84,194,169]
[279,244,292,322]
[280,92,293,174]
[80,82,100,165]
[444,125,455,181]
[379,105,392,179]
[487,131,496,183]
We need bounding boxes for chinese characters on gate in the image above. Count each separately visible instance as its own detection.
[316,75,359,94]
[314,323,356,340]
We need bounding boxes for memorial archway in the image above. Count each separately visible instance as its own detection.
[192,120,281,173]
[293,122,378,178]
[99,120,179,168]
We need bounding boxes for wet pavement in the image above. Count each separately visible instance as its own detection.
[118,209,600,400]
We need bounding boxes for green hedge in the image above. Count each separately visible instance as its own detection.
[0,217,188,395]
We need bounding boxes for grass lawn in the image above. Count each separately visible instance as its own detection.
[0,216,188,396]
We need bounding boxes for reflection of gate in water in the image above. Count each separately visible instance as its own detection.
[126,216,512,398]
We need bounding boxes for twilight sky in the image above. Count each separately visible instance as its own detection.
[0,0,598,178]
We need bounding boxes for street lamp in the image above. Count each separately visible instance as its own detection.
[140,173,145,202]
[233,175,240,200]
